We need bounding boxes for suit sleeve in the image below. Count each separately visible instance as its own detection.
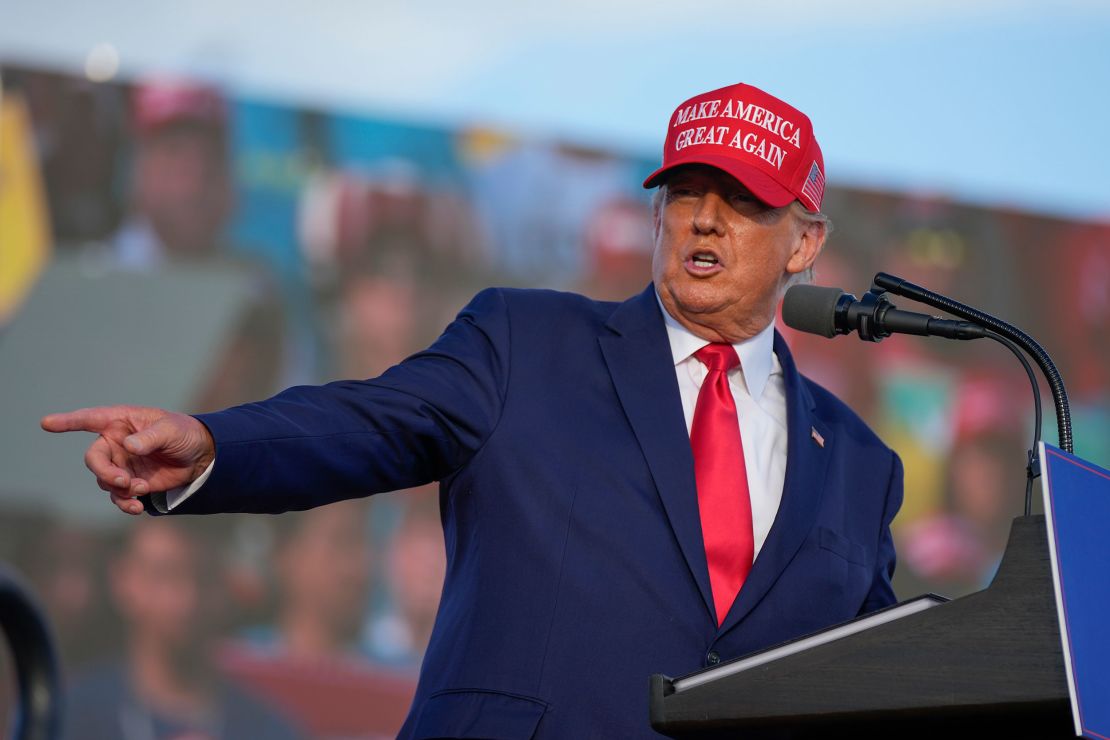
[859,450,904,615]
[147,288,511,515]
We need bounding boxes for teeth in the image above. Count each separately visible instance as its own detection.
[692,254,718,267]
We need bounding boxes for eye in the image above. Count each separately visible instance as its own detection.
[729,190,758,205]
[667,185,699,200]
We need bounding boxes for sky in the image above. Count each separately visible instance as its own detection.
[2,0,1109,219]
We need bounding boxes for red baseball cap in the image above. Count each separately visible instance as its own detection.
[133,77,227,134]
[643,82,826,212]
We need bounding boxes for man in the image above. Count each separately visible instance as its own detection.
[111,78,234,268]
[43,82,902,738]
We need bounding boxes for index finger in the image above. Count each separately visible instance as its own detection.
[41,406,130,434]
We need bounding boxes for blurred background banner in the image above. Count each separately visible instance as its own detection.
[0,89,52,323]
[0,7,1108,735]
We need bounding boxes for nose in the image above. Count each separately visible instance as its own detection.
[691,192,726,236]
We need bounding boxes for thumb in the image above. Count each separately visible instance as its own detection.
[123,419,176,456]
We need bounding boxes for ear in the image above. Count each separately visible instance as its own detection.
[785,217,827,276]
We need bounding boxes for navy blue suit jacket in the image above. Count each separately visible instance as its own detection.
[160,284,902,739]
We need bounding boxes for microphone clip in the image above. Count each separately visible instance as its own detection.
[835,289,894,343]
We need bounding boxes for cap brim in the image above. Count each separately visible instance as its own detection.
[642,154,795,209]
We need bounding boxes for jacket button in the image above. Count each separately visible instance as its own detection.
[706,651,721,665]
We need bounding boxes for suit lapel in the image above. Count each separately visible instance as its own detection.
[718,331,832,635]
[598,285,716,623]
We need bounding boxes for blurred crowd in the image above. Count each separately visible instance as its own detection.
[1,64,1108,738]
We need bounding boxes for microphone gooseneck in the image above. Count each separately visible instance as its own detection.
[871,272,1071,455]
[981,330,1044,516]
[782,273,1070,513]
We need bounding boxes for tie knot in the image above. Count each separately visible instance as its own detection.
[694,343,740,373]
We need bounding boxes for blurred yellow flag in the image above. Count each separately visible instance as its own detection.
[0,90,52,322]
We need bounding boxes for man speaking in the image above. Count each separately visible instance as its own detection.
[43,82,902,739]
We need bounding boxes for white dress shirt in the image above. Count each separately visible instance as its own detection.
[658,296,787,560]
[156,297,790,533]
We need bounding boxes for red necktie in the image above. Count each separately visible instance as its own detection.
[690,343,754,626]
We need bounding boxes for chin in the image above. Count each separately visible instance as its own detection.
[668,282,726,315]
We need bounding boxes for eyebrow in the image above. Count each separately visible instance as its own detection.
[667,169,760,198]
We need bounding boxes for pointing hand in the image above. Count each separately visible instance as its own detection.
[41,406,215,515]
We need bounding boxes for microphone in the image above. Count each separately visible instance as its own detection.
[782,285,988,342]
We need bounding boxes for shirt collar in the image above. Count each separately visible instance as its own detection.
[656,291,778,401]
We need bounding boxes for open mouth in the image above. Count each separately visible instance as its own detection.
[685,251,723,274]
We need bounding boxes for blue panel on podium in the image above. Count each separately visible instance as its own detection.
[1041,443,1110,740]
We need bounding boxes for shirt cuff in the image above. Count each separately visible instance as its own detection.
[149,460,216,513]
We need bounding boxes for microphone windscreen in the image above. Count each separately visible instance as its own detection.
[782,285,844,338]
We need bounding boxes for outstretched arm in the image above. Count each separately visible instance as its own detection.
[42,287,511,517]
[170,288,511,515]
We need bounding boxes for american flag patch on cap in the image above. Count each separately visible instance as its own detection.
[800,161,825,210]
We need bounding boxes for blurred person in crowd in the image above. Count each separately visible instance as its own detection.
[365,488,445,669]
[299,165,471,381]
[337,269,422,380]
[463,138,636,282]
[359,162,487,291]
[64,518,304,740]
[110,79,233,267]
[299,162,487,287]
[17,522,114,672]
[105,78,284,410]
[897,372,1027,597]
[241,498,374,662]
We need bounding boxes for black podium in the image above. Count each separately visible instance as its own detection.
[650,515,1075,738]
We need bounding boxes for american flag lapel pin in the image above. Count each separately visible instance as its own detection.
[811,427,825,448]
